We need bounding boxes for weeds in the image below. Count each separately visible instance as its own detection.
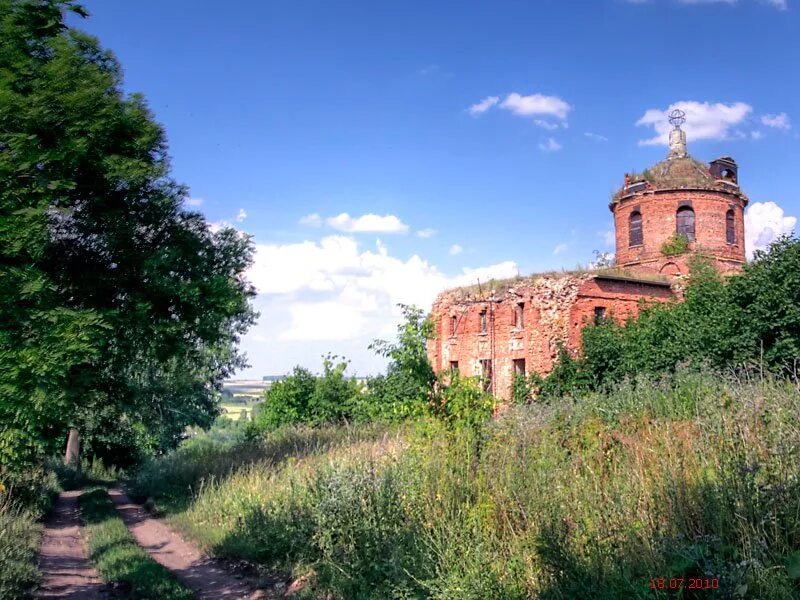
[134,371,800,599]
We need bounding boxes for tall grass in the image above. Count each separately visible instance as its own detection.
[134,371,800,599]
[0,466,59,599]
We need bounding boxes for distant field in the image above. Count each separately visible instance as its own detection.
[220,404,256,421]
[222,379,272,397]
[220,380,270,417]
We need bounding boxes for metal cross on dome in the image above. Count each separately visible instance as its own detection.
[669,109,686,128]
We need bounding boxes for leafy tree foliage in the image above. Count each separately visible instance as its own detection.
[364,304,436,419]
[543,238,800,396]
[253,356,361,431]
[0,0,255,475]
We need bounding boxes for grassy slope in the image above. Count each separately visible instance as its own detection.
[133,372,800,600]
[79,487,193,600]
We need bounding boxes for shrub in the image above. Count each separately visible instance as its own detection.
[660,233,691,256]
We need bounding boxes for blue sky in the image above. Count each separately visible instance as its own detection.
[73,0,799,377]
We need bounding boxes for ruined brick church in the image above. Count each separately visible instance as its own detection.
[427,112,749,399]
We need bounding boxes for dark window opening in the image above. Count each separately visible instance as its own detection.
[480,311,488,333]
[629,211,643,247]
[514,303,524,329]
[676,206,695,241]
[480,359,493,392]
[449,361,459,373]
[726,209,736,244]
[721,168,737,183]
[594,306,607,325]
[450,315,457,336]
[513,358,526,376]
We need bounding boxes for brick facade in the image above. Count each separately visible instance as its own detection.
[427,274,674,400]
[613,188,747,275]
[426,138,749,401]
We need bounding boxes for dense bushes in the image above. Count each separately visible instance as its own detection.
[544,237,800,397]
[252,305,493,433]
[132,372,800,599]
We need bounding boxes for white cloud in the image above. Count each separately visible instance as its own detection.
[539,137,563,152]
[745,201,797,258]
[636,101,753,146]
[500,92,571,121]
[299,213,323,227]
[599,228,616,247]
[449,244,463,256]
[468,96,500,116]
[185,197,204,207]
[236,208,247,222]
[761,112,791,130]
[325,213,409,234]
[244,235,518,345]
[678,0,736,4]
[209,220,231,234]
[584,132,608,142]
[751,130,764,140]
[553,243,568,255]
[416,228,437,239]
[761,0,787,9]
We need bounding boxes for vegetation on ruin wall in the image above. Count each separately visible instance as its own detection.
[540,236,800,397]
[132,372,800,599]
[660,233,691,256]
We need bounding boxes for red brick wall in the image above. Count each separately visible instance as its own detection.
[427,275,675,401]
[613,189,747,274]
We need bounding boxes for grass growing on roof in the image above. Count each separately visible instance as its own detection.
[79,487,193,600]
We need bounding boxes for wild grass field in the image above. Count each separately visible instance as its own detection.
[132,370,800,599]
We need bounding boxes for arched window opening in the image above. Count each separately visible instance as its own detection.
[629,211,643,247]
[676,206,695,241]
[726,209,736,244]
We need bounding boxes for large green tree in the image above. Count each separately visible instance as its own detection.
[0,0,255,474]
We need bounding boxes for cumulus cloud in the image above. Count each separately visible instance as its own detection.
[539,137,563,152]
[636,101,753,146]
[299,213,323,227]
[761,112,791,130]
[584,132,609,142]
[468,96,499,116]
[500,93,571,121]
[449,244,464,256]
[468,92,571,128]
[745,201,797,258]
[185,197,204,207]
[416,228,437,239]
[325,213,409,234]
[244,235,518,345]
[236,208,248,222]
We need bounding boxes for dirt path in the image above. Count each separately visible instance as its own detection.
[107,488,268,599]
[36,490,108,599]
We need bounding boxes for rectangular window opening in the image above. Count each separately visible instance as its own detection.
[449,361,459,373]
[514,303,524,329]
[480,359,492,392]
[513,358,526,377]
[594,306,607,325]
[480,311,488,333]
[450,315,457,336]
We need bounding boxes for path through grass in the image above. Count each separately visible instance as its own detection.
[79,486,193,600]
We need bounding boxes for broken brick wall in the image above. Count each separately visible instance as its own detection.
[427,274,676,401]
